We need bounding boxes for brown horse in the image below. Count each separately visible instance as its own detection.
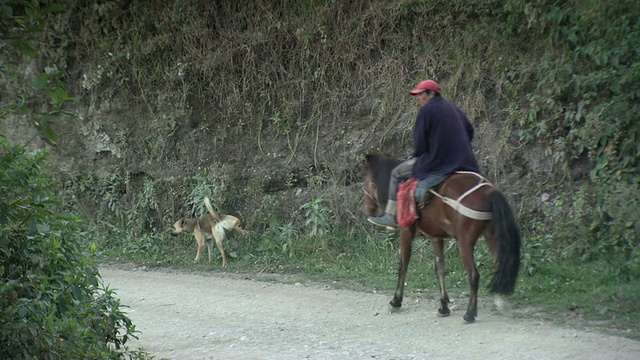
[363,154,521,323]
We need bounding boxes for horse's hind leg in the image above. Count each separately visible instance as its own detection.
[390,227,416,308]
[484,225,507,311]
[458,236,479,323]
[432,237,450,316]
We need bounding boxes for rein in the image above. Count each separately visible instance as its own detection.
[362,183,382,210]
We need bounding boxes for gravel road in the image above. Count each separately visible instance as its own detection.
[100,265,640,360]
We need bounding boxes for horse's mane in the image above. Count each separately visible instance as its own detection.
[364,153,402,206]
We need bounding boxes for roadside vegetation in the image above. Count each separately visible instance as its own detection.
[2,1,639,356]
[0,2,149,358]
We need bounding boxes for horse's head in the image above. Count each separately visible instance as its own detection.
[363,169,380,216]
[362,154,400,216]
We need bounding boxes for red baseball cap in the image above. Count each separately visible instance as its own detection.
[409,80,441,95]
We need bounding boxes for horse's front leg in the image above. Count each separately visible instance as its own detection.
[390,226,416,308]
[432,237,450,316]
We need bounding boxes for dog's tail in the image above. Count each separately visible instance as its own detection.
[204,197,221,221]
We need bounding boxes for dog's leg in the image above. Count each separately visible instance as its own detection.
[234,225,246,236]
[194,232,206,263]
[213,227,227,268]
[206,239,213,263]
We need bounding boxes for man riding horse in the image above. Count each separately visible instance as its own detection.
[368,79,480,229]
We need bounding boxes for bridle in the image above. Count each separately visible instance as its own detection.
[362,181,382,211]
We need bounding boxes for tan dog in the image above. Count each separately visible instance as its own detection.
[171,197,246,267]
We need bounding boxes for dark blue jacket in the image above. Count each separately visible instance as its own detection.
[411,97,480,179]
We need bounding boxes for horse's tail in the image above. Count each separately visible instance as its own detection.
[488,191,521,295]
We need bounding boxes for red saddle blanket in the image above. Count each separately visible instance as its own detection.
[397,178,419,227]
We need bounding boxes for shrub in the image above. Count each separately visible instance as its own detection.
[521,180,640,280]
[0,139,143,358]
[1,1,146,357]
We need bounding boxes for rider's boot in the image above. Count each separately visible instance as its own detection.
[367,200,398,230]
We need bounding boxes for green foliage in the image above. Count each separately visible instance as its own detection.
[0,138,144,359]
[513,258,640,339]
[187,167,230,216]
[503,1,640,182]
[300,198,333,249]
[521,181,639,281]
[20,0,638,180]
[40,0,639,183]
[1,2,147,357]
[1,1,76,147]
[61,163,237,267]
[63,172,164,258]
[256,216,298,261]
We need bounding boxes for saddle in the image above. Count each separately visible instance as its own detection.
[397,172,493,228]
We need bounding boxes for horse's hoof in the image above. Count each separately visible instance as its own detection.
[493,295,508,311]
[463,314,476,323]
[389,299,402,308]
[438,308,451,317]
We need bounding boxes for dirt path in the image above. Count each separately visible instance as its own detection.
[100,265,640,360]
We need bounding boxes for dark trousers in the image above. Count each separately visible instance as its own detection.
[388,158,415,201]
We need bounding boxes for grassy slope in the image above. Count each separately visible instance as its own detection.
[42,0,640,340]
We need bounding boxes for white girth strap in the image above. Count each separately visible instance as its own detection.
[428,171,493,220]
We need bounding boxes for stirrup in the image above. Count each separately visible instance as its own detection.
[367,215,398,230]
